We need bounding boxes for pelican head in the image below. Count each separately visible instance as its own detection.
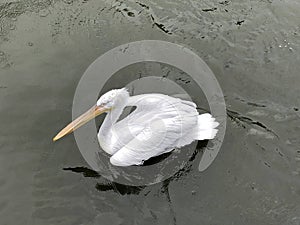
[53,88,129,141]
[96,88,129,109]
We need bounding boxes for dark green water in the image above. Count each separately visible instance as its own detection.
[0,0,299,224]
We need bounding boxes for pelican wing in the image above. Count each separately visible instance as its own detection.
[109,94,199,166]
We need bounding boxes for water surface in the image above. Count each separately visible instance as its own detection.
[0,0,299,224]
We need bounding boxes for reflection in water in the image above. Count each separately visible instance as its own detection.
[63,166,145,195]
[63,167,101,178]
[61,141,207,224]
[62,140,206,192]
[95,183,144,195]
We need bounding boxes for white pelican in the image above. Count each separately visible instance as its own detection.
[53,88,219,166]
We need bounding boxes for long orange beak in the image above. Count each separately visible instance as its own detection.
[53,105,109,141]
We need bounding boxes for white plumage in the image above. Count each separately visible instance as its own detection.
[96,88,219,166]
[53,88,219,167]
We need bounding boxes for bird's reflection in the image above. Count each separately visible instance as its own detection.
[63,166,100,178]
[95,182,144,195]
[63,140,207,195]
[62,152,173,195]
[63,166,145,195]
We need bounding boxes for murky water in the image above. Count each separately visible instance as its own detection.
[0,0,299,224]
